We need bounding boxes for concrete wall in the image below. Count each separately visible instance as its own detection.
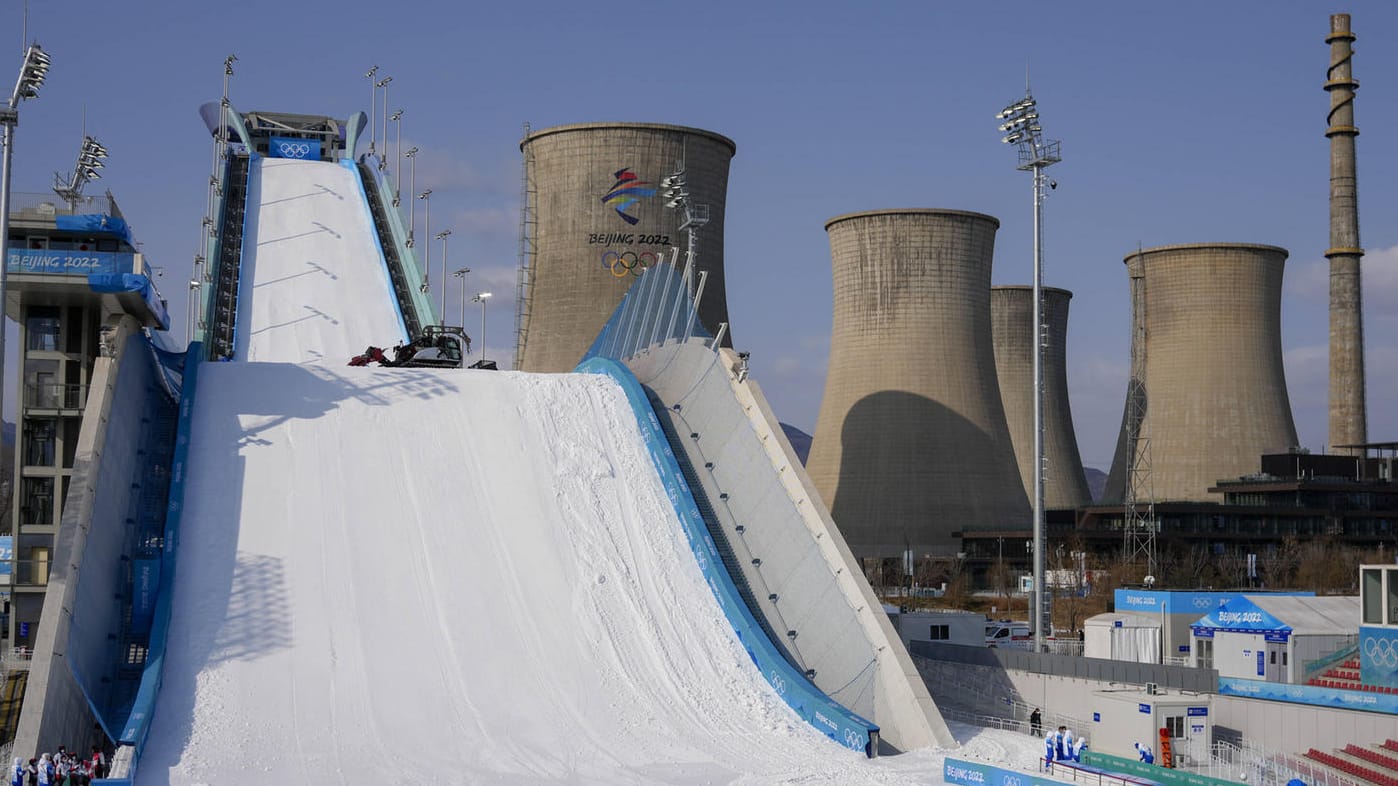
[807,210,1028,556]
[16,316,153,757]
[914,648,1398,759]
[992,286,1091,509]
[625,338,953,751]
[1104,244,1298,503]
[518,122,735,372]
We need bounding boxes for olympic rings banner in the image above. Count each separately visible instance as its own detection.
[269,136,320,161]
[1361,626,1398,689]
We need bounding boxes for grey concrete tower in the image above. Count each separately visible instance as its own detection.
[1103,244,1299,502]
[992,286,1091,509]
[1326,13,1367,452]
[516,122,735,372]
[807,210,1029,557]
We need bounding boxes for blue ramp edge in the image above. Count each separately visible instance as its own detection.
[576,356,880,756]
[105,342,204,782]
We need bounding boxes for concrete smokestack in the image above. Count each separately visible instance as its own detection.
[992,286,1091,509]
[1103,244,1299,502]
[1326,13,1367,452]
[516,123,735,371]
[807,210,1029,557]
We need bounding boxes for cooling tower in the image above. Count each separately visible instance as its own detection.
[992,286,1091,509]
[1326,13,1367,451]
[1103,244,1299,502]
[806,210,1030,557]
[516,123,735,372]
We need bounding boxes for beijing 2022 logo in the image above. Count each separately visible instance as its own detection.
[601,168,655,225]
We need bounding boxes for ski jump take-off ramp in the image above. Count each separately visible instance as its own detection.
[41,152,959,783]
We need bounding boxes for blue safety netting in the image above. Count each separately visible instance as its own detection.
[55,214,134,245]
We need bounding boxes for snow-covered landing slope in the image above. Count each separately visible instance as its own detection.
[234,158,404,364]
[142,364,983,785]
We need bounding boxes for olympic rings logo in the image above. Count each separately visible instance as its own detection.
[277,141,312,158]
[1192,597,1214,609]
[1364,637,1398,668]
[843,728,864,750]
[769,671,787,696]
[601,250,658,278]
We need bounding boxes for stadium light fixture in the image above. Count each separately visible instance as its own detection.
[453,267,471,330]
[0,43,54,475]
[419,190,433,295]
[377,76,393,171]
[435,229,452,324]
[472,292,493,363]
[404,146,419,238]
[365,65,379,156]
[995,87,1061,655]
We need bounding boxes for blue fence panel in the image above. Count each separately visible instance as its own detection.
[268,136,321,160]
[943,757,1074,786]
[575,356,878,755]
[116,342,203,776]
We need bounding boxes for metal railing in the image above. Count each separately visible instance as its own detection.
[7,191,114,217]
[11,560,51,586]
[3,647,33,671]
[23,383,87,411]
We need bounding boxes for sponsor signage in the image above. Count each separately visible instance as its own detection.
[7,249,135,276]
[0,536,10,579]
[130,558,161,636]
[269,136,320,160]
[1138,703,1151,714]
[1115,589,1312,616]
[1187,707,1208,717]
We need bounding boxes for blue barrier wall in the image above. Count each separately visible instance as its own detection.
[576,356,879,755]
[1218,676,1398,714]
[943,757,1072,786]
[114,343,204,779]
[1360,626,1398,689]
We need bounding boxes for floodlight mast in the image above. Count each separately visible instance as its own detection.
[996,88,1060,654]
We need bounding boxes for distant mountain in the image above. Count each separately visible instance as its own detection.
[1084,467,1107,502]
[780,423,813,465]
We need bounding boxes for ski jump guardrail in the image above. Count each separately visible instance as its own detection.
[576,356,880,756]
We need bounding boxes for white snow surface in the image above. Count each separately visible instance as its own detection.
[135,362,1049,784]
[234,157,405,364]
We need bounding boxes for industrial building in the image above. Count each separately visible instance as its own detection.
[1102,243,1299,504]
[806,209,1028,559]
[515,122,736,372]
[991,285,1091,510]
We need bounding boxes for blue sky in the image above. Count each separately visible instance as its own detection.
[8,1,1397,470]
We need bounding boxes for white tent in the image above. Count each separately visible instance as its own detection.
[1085,612,1162,663]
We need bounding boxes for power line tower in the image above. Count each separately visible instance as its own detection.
[1122,252,1157,576]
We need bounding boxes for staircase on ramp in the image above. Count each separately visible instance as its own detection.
[356,161,423,338]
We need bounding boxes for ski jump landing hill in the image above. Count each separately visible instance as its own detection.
[12,122,950,784]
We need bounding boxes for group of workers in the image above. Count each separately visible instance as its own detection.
[1030,709,1088,765]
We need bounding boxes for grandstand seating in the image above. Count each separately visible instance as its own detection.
[1305,747,1398,786]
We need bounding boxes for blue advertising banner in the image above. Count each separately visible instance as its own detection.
[7,249,136,276]
[943,757,1072,786]
[1218,677,1398,715]
[0,536,10,577]
[1115,589,1311,616]
[1257,651,1265,676]
[1361,626,1398,689]
[269,136,320,160]
[130,558,161,636]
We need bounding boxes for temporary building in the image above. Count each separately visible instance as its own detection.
[1190,595,1358,683]
[1085,612,1162,664]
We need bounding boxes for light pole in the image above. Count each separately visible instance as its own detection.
[403,146,418,229]
[435,229,452,325]
[187,279,201,345]
[390,109,403,202]
[996,87,1061,654]
[473,292,493,363]
[453,267,471,331]
[418,190,432,294]
[365,65,379,157]
[377,76,393,171]
[0,42,52,438]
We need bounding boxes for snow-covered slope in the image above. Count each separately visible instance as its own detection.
[234,158,405,363]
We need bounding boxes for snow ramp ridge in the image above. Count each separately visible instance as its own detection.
[577,357,880,756]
